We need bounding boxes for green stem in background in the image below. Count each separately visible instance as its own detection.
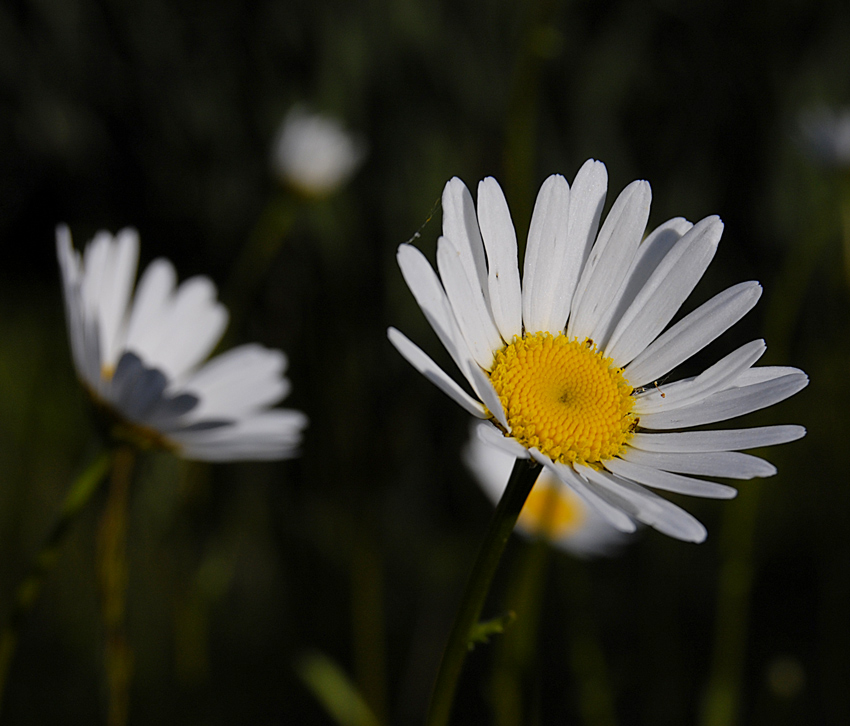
[839,171,850,290]
[698,481,762,726]
[425,457,541,726]
[0,448,112,715]
[502,0,564,241]
[558,557,618,726]
[224,190,297,333]
[351,531,388,726]
[490,536,551,726]
[97,445,136,726]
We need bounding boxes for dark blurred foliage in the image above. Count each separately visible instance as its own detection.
[1,0,849,724]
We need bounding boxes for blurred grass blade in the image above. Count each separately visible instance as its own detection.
[0,448,112,714]
[296,650,382,726]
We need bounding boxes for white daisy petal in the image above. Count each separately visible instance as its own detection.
[437,234,502,369]
[619,447,775,479]
[604,457,738,498]
[464,423,629,558]
[80,232,113,318]
[634,339,767,414]
[593,217,693,349]
[629,425,806,453]
[124,258,178,360]
[578,465,707,543]
[477,177,523,341]
[472,420,531,460]
[57,227,305,463]
[442,177,491,306]
[556,160,609,328]
[522,161,609,336]
[395,247,498,407]
[521,174,571,333]
[142,276,229,379]
[387,327,487,419]
[734,366,801,386]
[56,227,87,377]
[464,426,526,506]
[531,451,637,534]
[625,281,763,388]
[172,410,308,461]
[604,215,723,366]
[464,360,509,428]
[97,228,140,367]
[637,370,809,430]
[396,244,482,387]
[182,344,290,420]
[568,179,652,342]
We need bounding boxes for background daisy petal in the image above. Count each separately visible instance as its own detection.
[172,410,308,461]
[182,344,290,420]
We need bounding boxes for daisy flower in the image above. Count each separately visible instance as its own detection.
[271,106,366,197]
[57,225,307,461]
[389,160,807,542]
[464,424,631,557]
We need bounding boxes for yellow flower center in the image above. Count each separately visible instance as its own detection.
[488,333,636,466]
[519,477,585,540]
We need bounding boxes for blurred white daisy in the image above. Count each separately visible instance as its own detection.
[389,160,807,542]
[271,106,366,197]
[464,424,632,557]
[57,226,307,461]
[798,105,850,167]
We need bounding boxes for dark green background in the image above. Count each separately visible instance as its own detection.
[0,0,846,723]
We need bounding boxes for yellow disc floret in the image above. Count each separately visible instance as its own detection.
[519,479,585,540]
[488,332,636,466]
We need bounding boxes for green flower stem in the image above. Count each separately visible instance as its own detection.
[559,557,618,726]
[426,457,541,726]
[97,445,136,726]
[351,531,388,725]
[839,172,850,289]
[0,448,112,714]
[224,190,297,332]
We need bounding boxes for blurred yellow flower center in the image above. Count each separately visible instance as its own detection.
[519,480,585,539]
[488,333,636,466]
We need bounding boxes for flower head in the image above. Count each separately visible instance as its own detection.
[271,106,366,197]
[57,226,307,460]
[464,424,632,557]
[389,160,808,542]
